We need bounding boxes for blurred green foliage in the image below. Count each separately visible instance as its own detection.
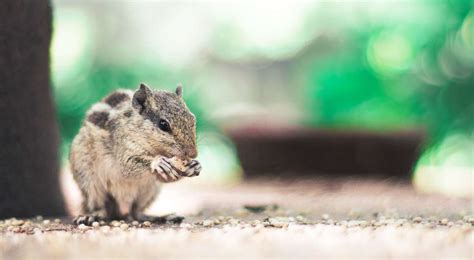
[301,0,474,146]
[51,0,473,173]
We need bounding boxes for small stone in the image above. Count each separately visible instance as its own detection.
[120,223,129,230]
[296,215,305,222]
[266,218,289,228]
[78,224,88,230]
[92,222,100,228]
[143,221,151,227]
[203,220,213,227]
[111,221,121,227]
[272,222,289,228]
[132,221,139,226]
[322,214,330,220]
[22,221,32,228]
[42,219,51,225]
[440,218,449,225]
[413,217,422,223]
[372,220,382,227]
[229,219,239,225]
[12,220,24,226]
[36,215,43,221]
[54,218,61,224]
[180,223,192,228]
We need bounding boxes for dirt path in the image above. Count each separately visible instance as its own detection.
[1,179,472,258]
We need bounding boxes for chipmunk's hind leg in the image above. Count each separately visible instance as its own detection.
[131,212,184,225]
[73,210,106,225]
[73,193,121,225]
[103,193,121,220]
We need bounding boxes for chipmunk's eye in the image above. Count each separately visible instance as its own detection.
[158,119,171,133]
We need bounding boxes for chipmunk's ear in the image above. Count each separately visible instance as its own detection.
[132,83,153,113]
[175,84,183,97]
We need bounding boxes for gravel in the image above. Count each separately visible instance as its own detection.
[0,179,472,258]
[0,211,472,258]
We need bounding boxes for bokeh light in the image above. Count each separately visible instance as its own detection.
[51,0,474,196]
[414,132,473,197]
[367,30,413,76]
[51,8,93,86]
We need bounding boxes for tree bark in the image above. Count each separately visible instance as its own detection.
[0,0,66,218]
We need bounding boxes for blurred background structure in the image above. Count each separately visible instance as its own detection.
[0,0,65,218]
[51,0,473,200]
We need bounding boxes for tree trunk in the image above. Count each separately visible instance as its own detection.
[0,0,66,218]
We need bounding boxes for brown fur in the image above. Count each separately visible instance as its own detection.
[69,84,201,224]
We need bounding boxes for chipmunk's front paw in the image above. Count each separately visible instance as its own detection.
[151,156,182,183]
[181,159,202,177]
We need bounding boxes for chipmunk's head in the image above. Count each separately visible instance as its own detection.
[132,83,197,160]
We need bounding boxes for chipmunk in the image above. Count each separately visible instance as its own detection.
[69,83,201,225]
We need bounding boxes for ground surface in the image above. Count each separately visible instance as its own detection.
[1,179,473,259]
